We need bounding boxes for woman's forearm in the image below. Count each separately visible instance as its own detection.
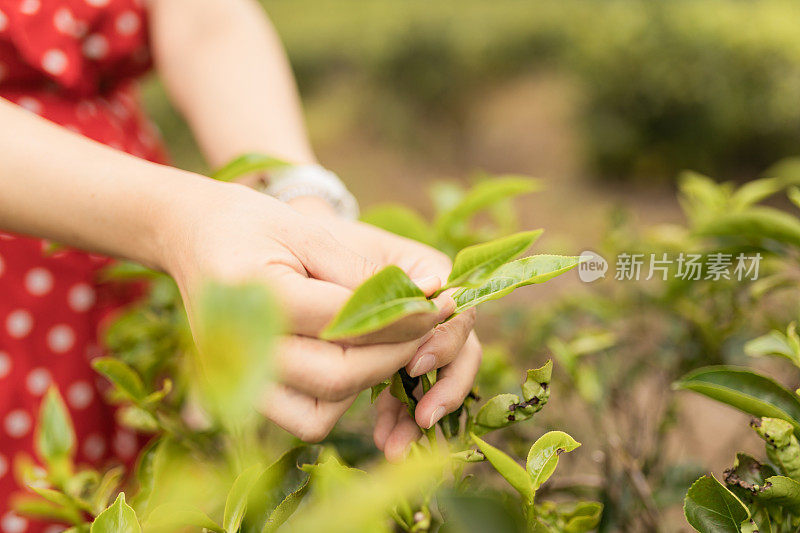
[0,98,227,270]
[149,0,316,169]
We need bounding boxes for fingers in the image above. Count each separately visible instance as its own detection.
[266,264,453,344]
[274,333,433,402]
[383,408,422,463]
[373,388,402,451]
[415,332,482,429]
[258,384,356,443]
[405,307,476,378]
[292,228,382,290]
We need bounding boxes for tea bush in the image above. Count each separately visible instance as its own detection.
[9,157,599,532]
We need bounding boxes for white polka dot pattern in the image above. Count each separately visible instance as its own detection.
[19,0,40,15]
[68,283,96,312]
[115,11,140,35]
[0,454,7,479]
[83,34,109,60]
[83,433,106,460]
[26,368,52,396]
[67,381,93,409]
[4,410,32,438]
[47,324,76,353]
[0,512,27,533]
[0,9,8,32]
[6,309,33,338]
[17,96,42,114]
[0,352,9,379]
[114,430,137,458]
[86,0,111,6]
[42,49,69,75]
[24,267,54,296]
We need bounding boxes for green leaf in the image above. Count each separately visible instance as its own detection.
[92,358,146,402]
[360,204,434,245]
[453,255,581,313]
[211,153,289,182]
[695,206,800,249]
[194,282,282,422]
[674,366,800,434]
[223,464,264,533]
[562,502,603,533]
[526,431,581,491]
[723,453,777,494]
[144,503,224,533]
[262,477,311,533]
[243,445,320,533]
[321,266,436,340]
[370,380,390,403]
[118,406,159,433]
[752,476,800,515]
[788,186,800,210]
[35,387,75,466]
[444,230,543,289]
[744,330,800,365]
[91,493,141,533]
[435,176,540,237]
[731,178,784,210]
[471,433,534,502]
[522,360,553,403]
[684,475,749,533]
[473,393,525,435]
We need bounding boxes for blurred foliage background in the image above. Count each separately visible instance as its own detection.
[144,0,800,184]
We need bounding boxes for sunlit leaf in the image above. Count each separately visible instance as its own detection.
[731,178,784,210]
[90,493,141,533]
[473,393,526,435]
[444,230,543,290]
[92,358,146,403]
[526,431,581,491]
[321,266,436,340]
[744,330,800,366]
[223,464,264,533]
[35,387,75,467]
[471,433,534,502]
[674,366,800,434]
[684,475,749,533]
[211,153,289,182]
[361,204,434,245]
[522,360,552,403]
[562,501,603,533]
[695,206,800,249]
[143,503,223,533]
[453,255,581,313]
[194,282,282,422]
[752,476,800,515]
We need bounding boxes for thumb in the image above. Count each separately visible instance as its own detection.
[298,230,381,289]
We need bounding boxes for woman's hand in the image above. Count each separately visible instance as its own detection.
[163,183,455,441]
[288,197,482,461]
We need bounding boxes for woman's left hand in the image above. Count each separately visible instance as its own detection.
[288,197,482,461]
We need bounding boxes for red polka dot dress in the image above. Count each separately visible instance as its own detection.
[0,1,166,530]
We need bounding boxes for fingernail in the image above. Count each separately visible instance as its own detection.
[410,353,436,377]
[428,406,446,428]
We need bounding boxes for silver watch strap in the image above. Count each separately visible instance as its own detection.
[262,165,359,220]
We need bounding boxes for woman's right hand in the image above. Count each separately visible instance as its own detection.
[162,182,455,441]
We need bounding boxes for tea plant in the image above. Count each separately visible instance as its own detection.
[10,155,600,532]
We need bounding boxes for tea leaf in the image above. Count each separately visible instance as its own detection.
[435,177,540,237]
[91,493,141,533]
[788,186,800,210]
[674,366,800,433]
[144,503,223,533]
[444,230,543,290]
[321,266,436,340]
[35,387,75,467]
[361,204,435,245]
[745,330,800,366]
[731,177,784,210]
[526,431,581,491]
[370,380,390,403]
[752,418,800,481]
[522,360,553,403]
[684,475,749,533]
[453,255,581,313]
[262,477,311,533]
[473,393,526,435]
[695,206,800,249]
[223,464,264,533]
[92,358,146,402]
[752,476,800,515]
[211,153,289,182]
[471,433,534,502]
[562,501,603,533]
